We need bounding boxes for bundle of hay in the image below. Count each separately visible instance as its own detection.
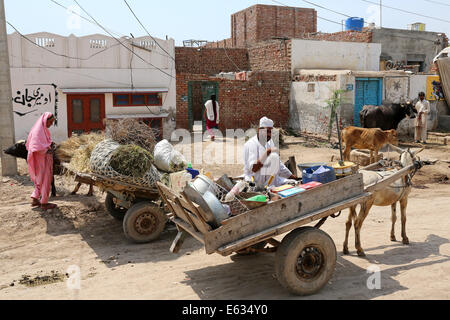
[110,145,153,178]
[55,132,105,173]
[90,139,161,187]
[105,118,158,153]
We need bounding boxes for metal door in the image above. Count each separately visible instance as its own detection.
[354,78,382,126]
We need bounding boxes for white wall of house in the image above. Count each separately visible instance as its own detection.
[290,40,381,72]
[8,32,176,143]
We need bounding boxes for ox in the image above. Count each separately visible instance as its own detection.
[3,140,93,197]
[343,145,424,257]
[342,126,398,164]
[359,101,416,131]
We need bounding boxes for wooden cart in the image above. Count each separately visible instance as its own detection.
[73,171,167,244]
[156,161,421,296]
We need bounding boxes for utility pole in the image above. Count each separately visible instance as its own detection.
[0,0,17,176]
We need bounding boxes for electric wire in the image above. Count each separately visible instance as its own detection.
[360,0,450,24]
[123,0,175,61]
[72,0,175,79]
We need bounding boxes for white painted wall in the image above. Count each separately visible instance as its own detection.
[8,32,176,143]
[290,40,381,72]
[289,72,358,134]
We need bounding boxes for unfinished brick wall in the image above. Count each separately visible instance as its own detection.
[248,40,292,72]
[175,47,249,75]
[232,4,317,47]
[203,38,234,48]
[301,30,373,43]
[176,72,291,131]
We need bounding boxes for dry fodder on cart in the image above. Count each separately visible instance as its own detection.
[105,118,158,153]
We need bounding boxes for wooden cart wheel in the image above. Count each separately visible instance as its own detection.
[123,202,167,243]
[275,226,336,296]
[105,192,127,221]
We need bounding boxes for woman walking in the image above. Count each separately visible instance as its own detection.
[26,112,57,210]
[204,95,220,141]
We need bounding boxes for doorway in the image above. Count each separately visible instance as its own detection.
[67,94,105,137]
[188,81,219,132]
[354,78,383,127]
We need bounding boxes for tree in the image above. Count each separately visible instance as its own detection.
[325,89,347,142]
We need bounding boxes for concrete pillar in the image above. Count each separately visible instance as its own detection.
[0,0,18,176]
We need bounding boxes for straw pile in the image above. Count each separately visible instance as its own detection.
[55,132,105,173]
[109,144,153,178]
[105,118,158,153]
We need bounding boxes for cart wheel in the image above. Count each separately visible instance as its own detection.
[275,226,336,296]
[123,201,167,243]
[105,192,127,221]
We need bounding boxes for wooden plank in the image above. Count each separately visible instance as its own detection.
[179,192,212,232]
[172,218,205,244]
[174,197,200,232]
[365,163,416,192]
[204,173,365,254]
[170,231,187,254]
[216,192,371,256]
[359,160,384,171]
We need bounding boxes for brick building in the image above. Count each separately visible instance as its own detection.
[231,4,317,48]
[175,47,290,131]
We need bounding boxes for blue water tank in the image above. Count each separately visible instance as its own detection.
[345,17,364,31]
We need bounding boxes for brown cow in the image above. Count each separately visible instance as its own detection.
[342,127,398,164]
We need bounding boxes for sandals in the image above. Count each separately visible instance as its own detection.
[31,198,41,207]
[41,203,57,211]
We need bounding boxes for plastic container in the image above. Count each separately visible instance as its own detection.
[345,17,364,31]
[186,168,200,179]
[225,180,247,202]
[297,163,328,173]
[302,165,336,184]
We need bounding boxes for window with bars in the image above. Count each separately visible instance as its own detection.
[35,37,55,48]
[113,93,163,107]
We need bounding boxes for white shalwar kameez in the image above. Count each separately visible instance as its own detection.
[243,135,292,187]
[414,99,431,142]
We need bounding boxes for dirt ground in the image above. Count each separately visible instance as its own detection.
[1,136,449,300]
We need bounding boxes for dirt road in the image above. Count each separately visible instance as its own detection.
[1,139,449,300]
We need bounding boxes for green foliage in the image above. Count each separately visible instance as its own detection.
[325,89,347,142]
[110,144,153,178]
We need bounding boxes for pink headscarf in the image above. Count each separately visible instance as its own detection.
[26,112,53,154]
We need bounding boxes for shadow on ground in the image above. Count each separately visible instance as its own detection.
[181,234,449,299]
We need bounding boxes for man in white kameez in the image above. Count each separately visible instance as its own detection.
[414,92,431,144]
[243,117,298,188]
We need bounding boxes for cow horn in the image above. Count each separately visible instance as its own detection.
[413,148,425,156]
[388,144,405,154]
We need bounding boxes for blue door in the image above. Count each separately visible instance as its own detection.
[354,78,383,126]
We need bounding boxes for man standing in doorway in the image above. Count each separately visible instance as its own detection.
[414,92,430,144]
[204,95,220,141]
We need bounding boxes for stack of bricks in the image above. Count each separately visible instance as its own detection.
[176,71,291,131]
[231,4,317,48]
[248,40,292,72]
[175,47,250,75]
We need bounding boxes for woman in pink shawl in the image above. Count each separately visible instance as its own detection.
[26,112,57,210]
